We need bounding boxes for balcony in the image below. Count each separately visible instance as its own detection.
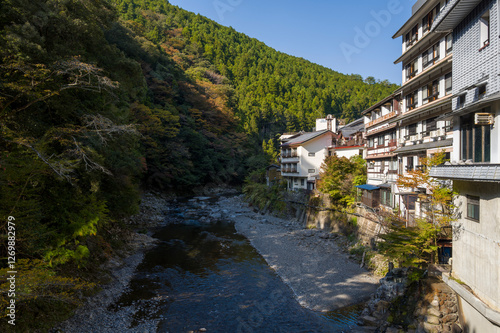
[367,140,398,151]
[281,151,298,159]
[405,133,423,142]
[366,111,397,128]
[281,167,299,174]
[429,128,447,138]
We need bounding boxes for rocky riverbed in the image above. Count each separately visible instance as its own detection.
[215,194,380,312]
[55,191,381,332]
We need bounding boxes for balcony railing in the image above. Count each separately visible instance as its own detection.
[281,152,298,158]
[282,168,299,174]
[366,111,397,128]
[366,140,398,151]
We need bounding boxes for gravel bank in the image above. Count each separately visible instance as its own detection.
[217,195,379,312]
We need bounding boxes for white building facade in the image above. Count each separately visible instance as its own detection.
[280,129,334,191]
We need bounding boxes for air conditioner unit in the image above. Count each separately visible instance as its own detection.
[410,135,418,141]
[430,130,438,138]
[474,113,494,125]
[399,137,406,144]
[437,128,446,137]
[416,133,423,140]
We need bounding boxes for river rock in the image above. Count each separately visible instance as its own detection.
[425,314,440,325]
[427,306,441,318]
[441,313,458,323]
[423,322,440,333]
[360,315,378,326]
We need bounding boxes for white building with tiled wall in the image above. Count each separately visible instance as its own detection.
[430,0,500,331]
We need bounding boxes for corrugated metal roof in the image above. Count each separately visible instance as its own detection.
[430,164,500,182]
[356,184,380,191]
[394,139,453,153]
[433,0,483,32]
[340,118,365,137]
[280,130,331,147]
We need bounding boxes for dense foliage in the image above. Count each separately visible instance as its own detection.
[378,152,455,268]
[318,155,367,208]
[112,0,399,137]
[1,0,397,328]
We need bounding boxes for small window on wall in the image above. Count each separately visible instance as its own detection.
[458,94,466,108]
[300,179,305,186]
[308,152,316,157]
[308,169,315,173]
[466,195,480,221]
[445,73,452,95]
[478,84,487,99]
[480,10,490,48]
[446,34,453,54]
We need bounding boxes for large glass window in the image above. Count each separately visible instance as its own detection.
[461,112,491,162]
[466,195,480,221]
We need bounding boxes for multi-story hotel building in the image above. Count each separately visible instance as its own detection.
[360,94,401,209]
[393,0,455,222]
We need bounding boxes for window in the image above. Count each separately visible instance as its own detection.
[423,4,441,33]
[406,24,419,47]
[368,138,374,148]
[406,156,414,172]
[300,179,305,186]
[458,94,466,108]
[480,10,490,48]
[423,80,439,104]
[461,111,491,162]
[308,169,315,173]
[425,117,437,135]
[445,73,452,95]
[478,84,486,99]
[407,123,417,138]
[308,152,316,157]
[406,91,418,111]
[389,160,398,171]
[446,34,453,54]
[378,134,385,146]
[466,195,480,221]
[381,189,393,207]
[405,59,418,81]
[422,43,440,69]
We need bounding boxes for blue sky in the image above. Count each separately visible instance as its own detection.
[168,0,416,84]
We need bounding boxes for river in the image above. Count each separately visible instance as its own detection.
[111,197,365,332]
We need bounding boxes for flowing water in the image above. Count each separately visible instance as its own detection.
[112,198,364,332]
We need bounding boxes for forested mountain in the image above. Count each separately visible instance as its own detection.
[0,0,396,328]
[114,0,399,135]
